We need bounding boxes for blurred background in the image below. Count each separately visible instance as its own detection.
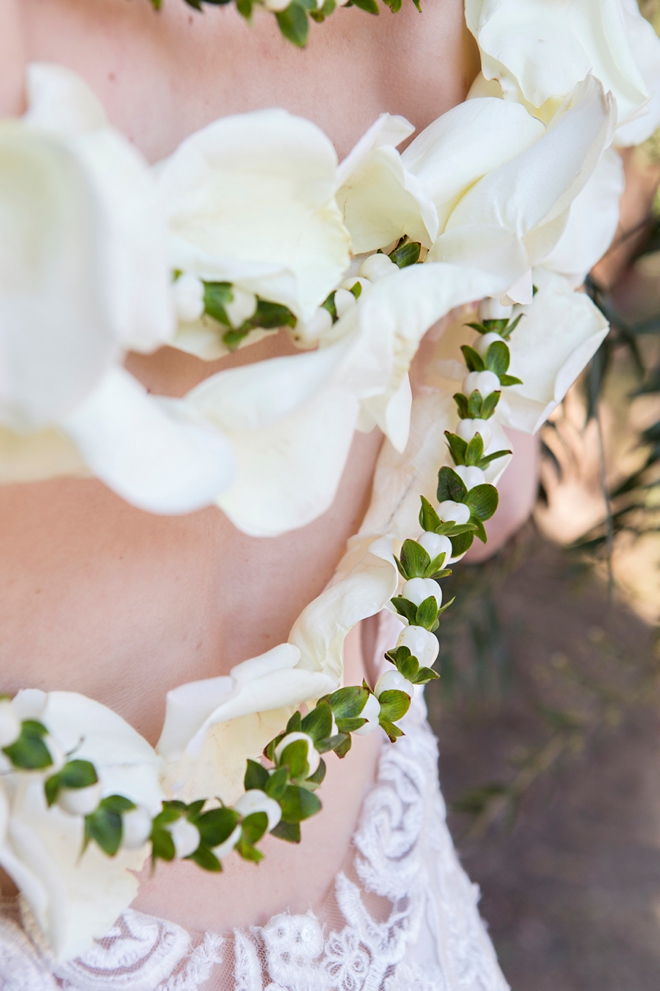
[426,4,660,987]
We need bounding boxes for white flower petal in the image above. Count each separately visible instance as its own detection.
[60,366,234,515]
[25,62,108,135]
[501,270,609,434]
[158,109,350,322]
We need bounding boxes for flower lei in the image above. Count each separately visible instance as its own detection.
[0,306,518,871]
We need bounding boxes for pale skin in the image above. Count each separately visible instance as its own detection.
[0,0,539,934]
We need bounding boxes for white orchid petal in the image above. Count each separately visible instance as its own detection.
[158,109,350,322]
[501,271,609,434]
[25,62,108,134]
[336,113,415,187]
[61,367,234,515]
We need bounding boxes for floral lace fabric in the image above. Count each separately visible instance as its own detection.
[0,683,508,991]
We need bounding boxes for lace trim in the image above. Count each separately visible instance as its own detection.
[0,693,508,991]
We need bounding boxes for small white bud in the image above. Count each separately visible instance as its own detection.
[294,306,333,347]
[225,286,258,329]
[463,370,500,398]
[57,781,103,817]
[456,418,492,448]
[274,732,320,776]
[479,297,512,321]
[402,577,442,608]
[167,818,201,859]
[437,500,471,525]
[173,273,205,323]
[121,806,153,850]
[375,669,414,699]
[0,700,21,749]
[359,253,397,282]
[454,465,485,490]
[234,790,282,832]
[397,626,439,667]
[475,331,503,358]
[417,532,452,563]
[263,0,291,11]
[334,288,357,319]
[212,823,242,860]
[353,693,381,736]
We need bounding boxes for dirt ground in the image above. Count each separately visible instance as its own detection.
[426,536,660,991]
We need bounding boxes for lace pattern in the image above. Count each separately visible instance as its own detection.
[0,685,508,991]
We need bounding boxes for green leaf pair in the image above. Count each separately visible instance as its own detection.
[391,593,447,631]
[435,467,499,552]
[444,431,511,471]
[465,313,522,341]
[394,538,450,581]
[384,645,440,685]
[3,720,52,771]
[84,795,136,857]
[45,759,98,808]
[418,495,477,539]
[453,389,502,421]
[203,281,296,351]
[388,237,421,269]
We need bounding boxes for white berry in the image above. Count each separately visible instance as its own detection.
[274,732,320,776]
[397,625,439,666]
[234,790,282,832]
[454,465,485,489]
[121,807,153,850]
[340,276,370,295]
[437,500,471,525]
[417,531,452,563]
[212,823,242,860]
[479,297,512,321]
[0,700,21,749]
[375,669,414,699]
[167,818,201,859]
[334,288,357,319]
[295,306,333,347]
[475,331,503,358]
[353,693,381,736]
[402,577,442,607]
[463,370,500,398]
[226,286,258,329]
[172,273,205,323]
[57,781,103,817]
[359,253,397,281]
[457,418,492,448]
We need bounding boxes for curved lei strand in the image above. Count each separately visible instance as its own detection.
[0,306,519,873]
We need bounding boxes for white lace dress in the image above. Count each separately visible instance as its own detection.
[0,676,508,991]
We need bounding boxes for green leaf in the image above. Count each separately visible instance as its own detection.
[437,596,455,616]
[222,327,250,351]
[436,466,468,504]
[472,517,488,543]
[244,759,269,792]
[476,448,512,469]
[196,806,240,847]
[301,700,333,744]
[236,0,253,17]
[453,393,469,419]
[465,433,484,466]
[278,739,309,779]
[327,686,369,720]
[419,496,441,532]
[321,291,337,321]
[4,721,52,770]
[499,312,522,340]
[186,799,206,819]
[484,340,510,377]
[236,838,264,863]
[44,776,60,808]
[251,299,296,331]
[349,281,362,299]
[241,811,268,845]
[203,282,232,325]
[60,759,98,789]
[399,538,431,579]
[100,794,136,814]
[499,373,523,387]
[389,238,420,267]
[187,846,222,871]
[333,733,352,758]
[399,653,420,681]
[450,530,475,557]
[335,716,367,733]
[279,785,322,823]
[151,827,176,862]
[461,345,485,372]
[378,689,411,722]
[286,711,302,734]
[425,553,449,579]
[465,483,499,521]
[265,767,289,801]
[444,431,468,466]
[85,806,123,857]
[480,390,501,419]
[382,0,402,9]
[276,2,309,45]
[412,667,439,684]
[390,596,419,624]
[445,522,477,536]
[379,718,404,742]
[270,820,301,843]
[467,390,484,418]
[415,595,439,630]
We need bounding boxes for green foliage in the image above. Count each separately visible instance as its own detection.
[388,237,421,268]
[391,593,441,631]
[378,689,411,722]
[196,806,240,848]
[45,759,98,807]
[279,785,322,823]
[395,538,449,580]
[85,795,136,857]
[3,720,52,770]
